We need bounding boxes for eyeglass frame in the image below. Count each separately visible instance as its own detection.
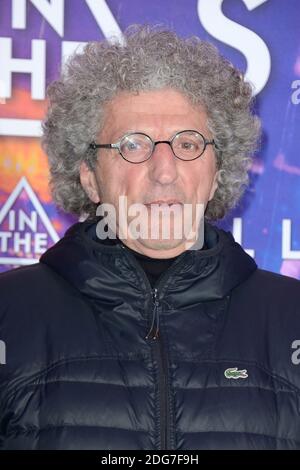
[89,129,218,164]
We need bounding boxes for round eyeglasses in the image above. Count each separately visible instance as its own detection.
[89,130,217,164]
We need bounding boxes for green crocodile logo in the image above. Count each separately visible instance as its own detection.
[224,367,248,379]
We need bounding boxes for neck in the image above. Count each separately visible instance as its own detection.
[118,237,202,259]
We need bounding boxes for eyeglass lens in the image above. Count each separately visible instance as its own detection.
[119,131,205,162]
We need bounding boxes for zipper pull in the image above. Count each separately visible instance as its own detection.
[145,288,160,340]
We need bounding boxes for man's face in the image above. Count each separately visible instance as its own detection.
[80,88,218,258]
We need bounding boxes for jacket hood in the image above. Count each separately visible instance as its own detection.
[40,217,257,302]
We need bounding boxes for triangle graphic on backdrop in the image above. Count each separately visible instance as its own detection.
[0,176,59,266]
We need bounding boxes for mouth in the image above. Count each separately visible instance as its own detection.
[145,200,183,206]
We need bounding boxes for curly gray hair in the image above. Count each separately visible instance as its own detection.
[42,24,260,221]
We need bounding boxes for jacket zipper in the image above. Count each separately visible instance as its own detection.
[119,243,190,450]
[145,287,168,449]
[145,288,160,340]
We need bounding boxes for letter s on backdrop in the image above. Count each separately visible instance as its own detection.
[197,0,271,95]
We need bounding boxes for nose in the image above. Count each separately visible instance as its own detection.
[148,141,178,185]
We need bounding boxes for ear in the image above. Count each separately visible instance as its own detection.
[79,161,101,203]
[208,170,219,201]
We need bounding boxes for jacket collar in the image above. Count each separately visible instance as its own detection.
[40,217,257,301]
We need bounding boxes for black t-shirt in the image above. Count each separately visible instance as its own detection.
[121,241,210,288]
[119,240,180,288]
[89,221,206,288]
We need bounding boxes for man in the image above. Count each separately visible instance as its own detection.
[0,25,300,450]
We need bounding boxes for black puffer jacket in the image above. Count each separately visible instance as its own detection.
[0,219,300,450]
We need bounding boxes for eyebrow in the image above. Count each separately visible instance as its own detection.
[110,129,202,142]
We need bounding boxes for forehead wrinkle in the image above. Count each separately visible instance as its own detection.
[106,112,206,138]
[99,90,209,140]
